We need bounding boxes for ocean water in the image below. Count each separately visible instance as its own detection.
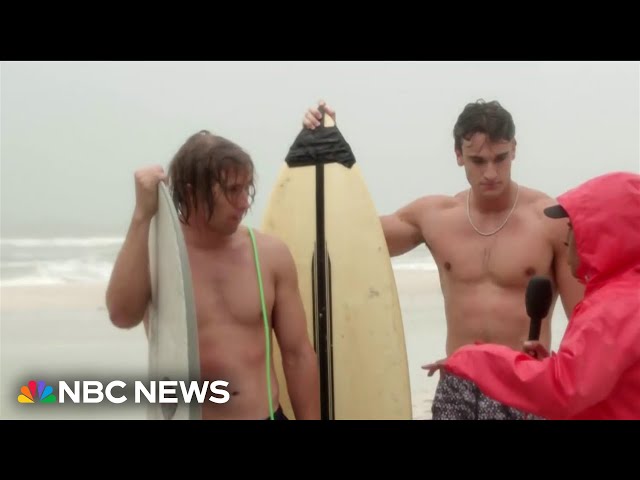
[1,236,126,287]
[0,235,438,287]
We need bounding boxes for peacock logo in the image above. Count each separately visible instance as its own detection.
[18,380,57,404]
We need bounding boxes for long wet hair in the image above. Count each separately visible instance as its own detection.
[167,130,256,224]
[453,100,516,151]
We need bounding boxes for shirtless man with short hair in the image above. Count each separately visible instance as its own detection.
[106,130,320,420]
[303,100,585,420]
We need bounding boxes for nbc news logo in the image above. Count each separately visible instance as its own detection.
[18,380,56,404]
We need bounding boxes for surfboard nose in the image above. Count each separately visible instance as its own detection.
[319,105,335,128]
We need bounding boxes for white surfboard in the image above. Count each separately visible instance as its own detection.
[261,114,412,420]
[147,182,201,420]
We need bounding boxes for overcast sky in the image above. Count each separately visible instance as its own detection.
[2,61,638,237]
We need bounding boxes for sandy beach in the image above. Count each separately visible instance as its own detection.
[1,282,148,419]
[0,270,568,420]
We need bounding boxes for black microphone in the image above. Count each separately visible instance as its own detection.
[525,276,553,341]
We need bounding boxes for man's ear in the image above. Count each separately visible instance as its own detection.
[455,148,464,167]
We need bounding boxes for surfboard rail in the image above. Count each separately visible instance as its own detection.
[147,182,201,420]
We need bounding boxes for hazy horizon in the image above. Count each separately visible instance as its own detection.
[2,61,639,238]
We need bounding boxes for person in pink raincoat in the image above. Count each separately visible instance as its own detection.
[424,171,640,420]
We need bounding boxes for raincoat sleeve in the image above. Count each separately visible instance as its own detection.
[443,301,640,420]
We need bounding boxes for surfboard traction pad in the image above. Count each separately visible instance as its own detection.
[284,126,356,169]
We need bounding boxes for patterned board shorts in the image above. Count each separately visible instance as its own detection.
[431,372,544,420]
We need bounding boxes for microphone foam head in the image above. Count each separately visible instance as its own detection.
[525,276,553,319]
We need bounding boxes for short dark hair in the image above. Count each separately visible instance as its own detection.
[168,130,255,224]
[453,100,516,151]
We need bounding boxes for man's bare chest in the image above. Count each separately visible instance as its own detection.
[424,210,554,286]
[188,250,273,327]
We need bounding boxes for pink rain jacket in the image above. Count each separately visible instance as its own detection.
[444,172,640,420]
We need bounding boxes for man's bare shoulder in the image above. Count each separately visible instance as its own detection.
[517,185,553,202]
[243,227,295,271]
[517,185,568,240]
[518,185,558,214]
[399,193,462,215]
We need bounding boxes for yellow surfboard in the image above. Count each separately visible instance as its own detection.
[261,113,412,420]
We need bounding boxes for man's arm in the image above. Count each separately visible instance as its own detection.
[106,213,152,329]
[380,197,430,257]
[554,245,585,319]
[106,166,165,329]
[544,201,585,318]
[271,239,321,420]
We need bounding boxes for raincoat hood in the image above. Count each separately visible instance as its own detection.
[555,171,640,286]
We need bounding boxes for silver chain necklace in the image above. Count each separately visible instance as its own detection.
[466,183,520,236]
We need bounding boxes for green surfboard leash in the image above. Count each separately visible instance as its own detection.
[248,226,275,420]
